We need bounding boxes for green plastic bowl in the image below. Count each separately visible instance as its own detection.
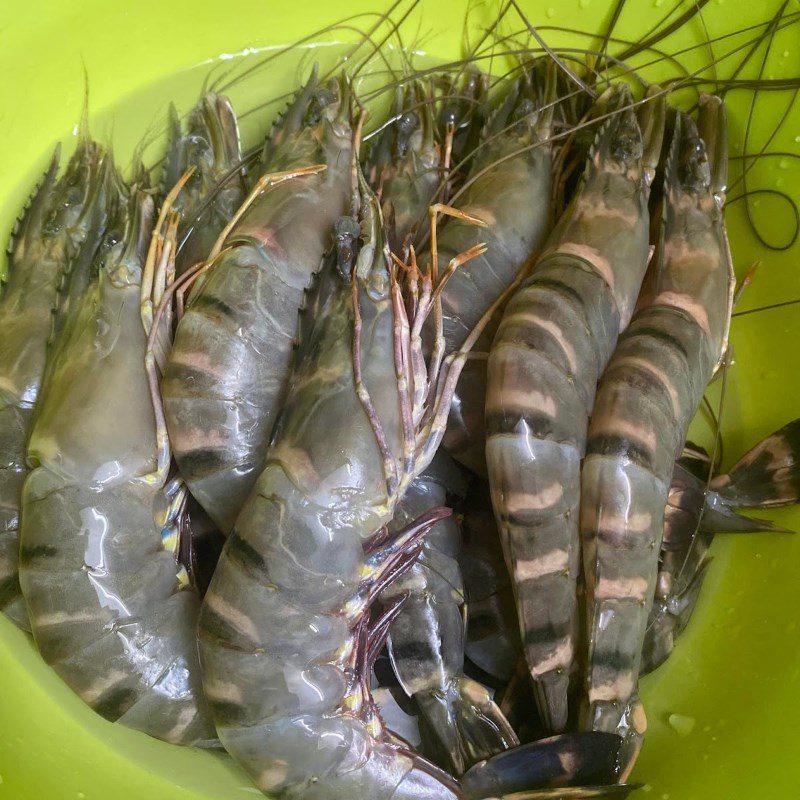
[2,1,799,797]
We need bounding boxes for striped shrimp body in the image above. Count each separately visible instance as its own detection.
[643,419,800,674]
[434,63,557,476]
[0,141,110,629]
[580,97,734,735]
[383,453,518,775]
[197,181,487,798]
[19,175,214,744]
[163,70,353,533]
[164,92,246,274]
[486,85,665,734]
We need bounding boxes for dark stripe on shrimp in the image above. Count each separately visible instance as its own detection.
[190,293,238,321]
[178,448,232,477]
[199,606,260,652]
[18,543,58,565]
[390,639,436,664]
[585,433,654,469]
[485,410,558,440]
[589,647,635,673]
[92,687,138,721]
[522,619,572,649]
[208,698,246,725]
[225,533,267,573]
[528,276,587,309]
[624,325,689,360]
[0,576,20,606]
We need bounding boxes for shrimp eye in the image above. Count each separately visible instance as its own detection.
[334,216,361,279]
[612,132,644,166]
[395,111,419,158]
[439,106,459,129]
[304,89,336,126]
[513,98,535,123]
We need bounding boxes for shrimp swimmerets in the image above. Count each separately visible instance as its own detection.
[580,96,734,735]
[0,140,110,630]
[19,171,215,744]
[486,84,665,734]
[163,69,353,533]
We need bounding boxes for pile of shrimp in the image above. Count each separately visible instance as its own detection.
[3,1,800,798]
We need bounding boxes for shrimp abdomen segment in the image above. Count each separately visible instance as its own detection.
[20,478,212,744]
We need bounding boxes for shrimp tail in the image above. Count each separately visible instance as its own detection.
[416,675,519,775]
[709,418,800,509]
[460,732,626,799]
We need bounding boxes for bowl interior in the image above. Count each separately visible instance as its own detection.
[2,1,800,798]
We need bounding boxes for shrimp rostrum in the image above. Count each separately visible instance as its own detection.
[580,96,734,736]
[19,170,214,744]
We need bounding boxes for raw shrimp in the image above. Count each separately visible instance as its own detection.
[382,452,518,775]
[368,80,516,774]
[164,91,247,274]
[486,84,664,733]
[580,97,734,735]
[18,173,214,744]
[0,140,110,629]
[197,170,496,798]
[162,69,353,533]
[643,419,800,674]
[440,63,559,477]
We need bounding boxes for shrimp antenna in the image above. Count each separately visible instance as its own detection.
[509,0,596,97]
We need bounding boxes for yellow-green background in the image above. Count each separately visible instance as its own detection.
[1,0,799,797]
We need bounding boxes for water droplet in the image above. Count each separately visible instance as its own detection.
[0,774,3,785]
[702,752,710,761]
[779,157,791,169]
[642,786,653,794]
[547,6,556,16]
[703,724,712,733]
[579,0,591,6]
[77,794,85,799]
[662,794,671,800]
[755,552,764,559]
[654,0,664,6]
[795,135,800,143]
[669,713,696,736]
[783,50,791,58]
